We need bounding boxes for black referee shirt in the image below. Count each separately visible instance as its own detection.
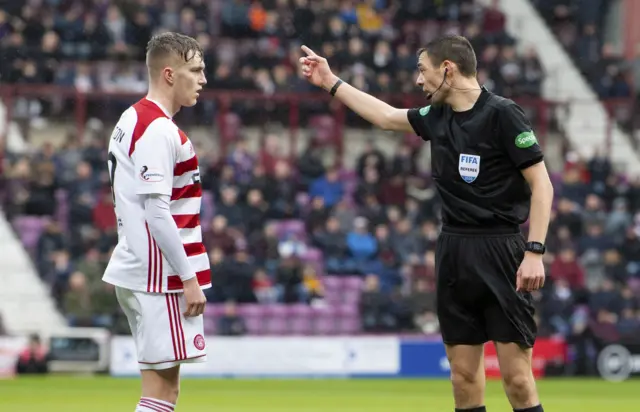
[407,87,544,230]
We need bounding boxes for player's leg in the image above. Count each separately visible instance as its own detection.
[137,367,180,411]
[445,344,487,411]
[436,233,489,411]
[494,343,542,411]
[116,287,207,411]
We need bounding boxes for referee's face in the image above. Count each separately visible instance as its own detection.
[416,52,447,103]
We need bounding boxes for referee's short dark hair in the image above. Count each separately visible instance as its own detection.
[418,35,477,78]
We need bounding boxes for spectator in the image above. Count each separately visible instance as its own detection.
[217,301,247,336]
[409,278,438,334]
[550,247,585,290]
[16,334,49,375]
[346,217,377,273]
[360,274,395,332]
[252,269,278,304]
[308,167,344,209]
[203,216,237,256]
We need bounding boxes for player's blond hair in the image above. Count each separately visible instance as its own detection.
[146,32,203,74]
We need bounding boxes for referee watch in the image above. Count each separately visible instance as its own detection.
[524,241,546,255]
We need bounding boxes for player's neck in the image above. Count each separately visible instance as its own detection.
[146,90,180,117]
[446,78,482,113]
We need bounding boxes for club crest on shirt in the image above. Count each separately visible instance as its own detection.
[458,154,480,183]
[139,165,164,182]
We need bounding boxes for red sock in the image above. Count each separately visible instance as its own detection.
[135,397,175,412]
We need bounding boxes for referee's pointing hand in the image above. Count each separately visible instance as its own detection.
[299,45,338,90]
[516,253,546,292]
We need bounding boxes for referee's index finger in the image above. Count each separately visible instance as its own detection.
[301,45,316,56]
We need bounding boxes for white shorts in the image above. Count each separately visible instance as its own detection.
[116,287,208,370]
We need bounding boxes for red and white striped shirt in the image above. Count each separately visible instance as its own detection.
[103,98,211,293]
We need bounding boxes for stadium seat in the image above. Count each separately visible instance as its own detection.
[12,216,49,251]
[341,276,364,291]
[287,304,314,335]
[205,304,226,318]
[203,317,217,335]
[312,306,339,335]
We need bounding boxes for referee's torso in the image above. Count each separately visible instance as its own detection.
[408,87,544,232]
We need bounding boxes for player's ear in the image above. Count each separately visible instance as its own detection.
[163,67,175,85]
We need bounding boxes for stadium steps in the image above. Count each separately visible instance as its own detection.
[501,0,640,175]
[0,211,67,335]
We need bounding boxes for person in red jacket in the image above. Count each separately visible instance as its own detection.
[16,334,49,375]
[549,246,585,290]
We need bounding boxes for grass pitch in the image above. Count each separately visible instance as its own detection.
[0,376,637,411]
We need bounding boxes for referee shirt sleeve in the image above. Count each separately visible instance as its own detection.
[407,106,432,141]
[499,103,544,170]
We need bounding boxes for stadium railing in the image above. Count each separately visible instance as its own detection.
[1,85,636,160]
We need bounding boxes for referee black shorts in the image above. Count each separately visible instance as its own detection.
[435,225,537,348]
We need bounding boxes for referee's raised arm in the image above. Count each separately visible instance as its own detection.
[299,45,414,133]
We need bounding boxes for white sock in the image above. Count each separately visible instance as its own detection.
[135,397,176,412]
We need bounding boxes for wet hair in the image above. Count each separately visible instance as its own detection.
[146,32,203,72]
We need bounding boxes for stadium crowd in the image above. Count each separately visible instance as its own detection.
[0,0,545,101]
[533,0,636,100]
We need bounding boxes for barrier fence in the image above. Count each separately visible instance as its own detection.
[1,85,637,162]
[1,332,638,382]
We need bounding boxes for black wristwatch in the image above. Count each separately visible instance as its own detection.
[524,241,546,255]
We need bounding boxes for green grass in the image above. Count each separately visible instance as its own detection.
[0,376,637,411]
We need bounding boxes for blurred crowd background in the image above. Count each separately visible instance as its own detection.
[1,0,640,376]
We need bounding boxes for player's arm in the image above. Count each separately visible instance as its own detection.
[134,121,196,283]
[499,103,554,246]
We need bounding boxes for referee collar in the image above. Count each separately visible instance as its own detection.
[453,86,490,116]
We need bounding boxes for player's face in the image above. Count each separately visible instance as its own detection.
[416,52,448,103]
[174,51,207,107]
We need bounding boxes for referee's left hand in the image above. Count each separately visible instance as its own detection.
[516,253,546,292]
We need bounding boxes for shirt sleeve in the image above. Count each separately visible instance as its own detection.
[144,194,196,282]
[133,119,177,196]
[499,102,544,170]
[407,106,432,141]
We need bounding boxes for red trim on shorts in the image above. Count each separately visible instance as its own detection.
[165,294,179,361]
[157,243,163,293]
[138,354,206,365]
[153,236,159,293]
[172,294,187,359]
[139,399,172,412]
[145,224,153,293]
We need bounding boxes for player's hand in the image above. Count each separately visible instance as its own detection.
[299,45,339,90]
[516,253,546,292]
[183,277,206,317]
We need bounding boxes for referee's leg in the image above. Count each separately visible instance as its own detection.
[481,232,543,411]
[436,233,488,411]
[494,343,540,410]
[444,344,487,411]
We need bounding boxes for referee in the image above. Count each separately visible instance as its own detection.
[300,35,552,412]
